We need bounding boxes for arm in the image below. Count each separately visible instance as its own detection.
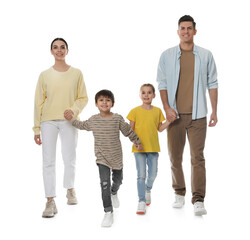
[71,119,90,131]
[129,120,143,150]
[129,120,135,130]
[159,90,177,123]
[208,88,218,127]
[33,74,46,145]
[158,120,170,132]
[120,118,143,150]
[69,71,88,116]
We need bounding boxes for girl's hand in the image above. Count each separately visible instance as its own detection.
[134,143,143,151]
[34,135,42,145]
[64,110,74,120]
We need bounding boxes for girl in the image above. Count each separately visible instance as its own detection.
[127,84,169,214]
[33,38,88,217]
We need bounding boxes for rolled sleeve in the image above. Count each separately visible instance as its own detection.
[207,54,218,89]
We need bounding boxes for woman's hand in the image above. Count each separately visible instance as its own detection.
[64,109,74,120]
[34,135,42,145]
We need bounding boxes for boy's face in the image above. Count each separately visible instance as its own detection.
[95,96,114,113]
[140,86,155,105]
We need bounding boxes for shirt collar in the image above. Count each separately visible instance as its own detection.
[177,44,198,58]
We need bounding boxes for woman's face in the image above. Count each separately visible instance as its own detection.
[50,40,68,61]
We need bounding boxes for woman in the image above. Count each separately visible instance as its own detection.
[33,38,88,218]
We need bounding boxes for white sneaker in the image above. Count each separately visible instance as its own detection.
[194,201,207,216]
[136,201,146,215]
[42,199,58,218]
[111,194,120,208]
[146,191,151,206]
[101,212,113,227]
[172,194,185,208]
[66,188,78,205]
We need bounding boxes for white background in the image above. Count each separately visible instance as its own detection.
[0,0,249,239]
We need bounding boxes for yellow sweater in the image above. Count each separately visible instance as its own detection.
[33,67,88,135]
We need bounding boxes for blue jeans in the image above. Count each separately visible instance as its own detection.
[134,153,159,202]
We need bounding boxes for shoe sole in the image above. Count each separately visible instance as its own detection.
[136,211,146,215]
[195,211,207,216]
[42,211,57,218]
[67,202,78,205]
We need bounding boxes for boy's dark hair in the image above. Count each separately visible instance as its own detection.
[95,90,115,104]
[140,83,155,94]
[51,38,68,50]
[178,15,196,29]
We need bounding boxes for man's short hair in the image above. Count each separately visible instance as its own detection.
[95,90,115,104]
[178,15,196,29]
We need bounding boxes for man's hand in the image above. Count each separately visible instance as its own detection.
[209,112,218,127]
[64,110,74,121]
[165,107,178,123]
[34,135,42,145]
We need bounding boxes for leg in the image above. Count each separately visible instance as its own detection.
[134,153,147,203]
[41,121,59,198]
[187,117,207,204]
[167,116,187,196]
[59,120,78,190]
[146,153,159,192]
[98,164,113,213]
[111,169,123,195]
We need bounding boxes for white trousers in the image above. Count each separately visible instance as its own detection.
[41,120,78,197]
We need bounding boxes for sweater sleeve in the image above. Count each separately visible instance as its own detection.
[70,71,88,116]
[119,115,141,144]
[33,73,46,135]
[72,119,91,131]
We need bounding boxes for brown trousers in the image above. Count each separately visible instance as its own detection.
[167,114,207,204]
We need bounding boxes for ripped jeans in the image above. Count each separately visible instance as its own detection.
[98,164,123,212]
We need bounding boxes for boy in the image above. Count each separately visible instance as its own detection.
[64,89,143,227]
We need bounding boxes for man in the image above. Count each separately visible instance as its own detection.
[157,15,218,216]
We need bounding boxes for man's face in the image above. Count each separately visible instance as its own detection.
[177,21,197,44]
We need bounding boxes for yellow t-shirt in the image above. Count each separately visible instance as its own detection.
[33,67,88,135]
[127,106,165,152]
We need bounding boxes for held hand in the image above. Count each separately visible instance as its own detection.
[134,143,143,151]
[34,135,42,145]
[64,109,74,121]
[165,108,177,123]
[209,112,218,127]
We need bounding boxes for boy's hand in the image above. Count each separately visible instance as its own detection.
[134,143,143,151]
[64,110,74,121]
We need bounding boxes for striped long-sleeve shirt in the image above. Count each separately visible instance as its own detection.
[72,113,140,170]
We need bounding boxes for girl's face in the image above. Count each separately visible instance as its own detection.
[140,86,155,105]
[50,40,68,61]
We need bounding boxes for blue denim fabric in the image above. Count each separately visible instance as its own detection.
[134,153,159,202]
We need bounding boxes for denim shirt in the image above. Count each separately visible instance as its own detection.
[157,44,218,120]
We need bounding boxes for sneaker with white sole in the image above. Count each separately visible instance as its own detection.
[111,194,120,208]
[136,201,146,215]
[194,201,207,216]
[172,194,185,208]
[42,199,58,218]
[101,212,113,227]
[66,188,78,205]
[146,191,151,206]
